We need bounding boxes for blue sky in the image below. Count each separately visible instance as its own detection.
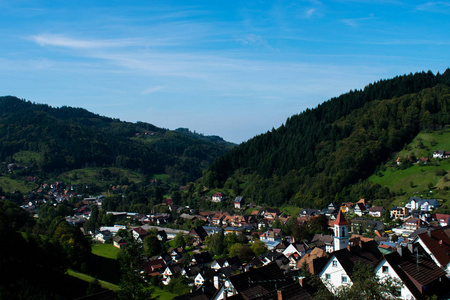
[1,1,449,143]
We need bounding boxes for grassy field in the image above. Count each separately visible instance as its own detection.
[152,174,170,181]
[368,129,450,205]
[394,128,450,159]
[0,175,39,193]
[13,150,42,164]
[58,167,144,187]
[279,205,302,217]
[67,269,120,292]
[91,243,121,260]
[67,269,176,299]
[148,287,177,300]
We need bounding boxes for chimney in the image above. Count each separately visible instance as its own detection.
[427,229,432,237]
[277,289,283,300]
[397,246,403,257]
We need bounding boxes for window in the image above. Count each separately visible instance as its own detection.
[342,276,347,283]
[332,260,338,267]
[325,274,331,280]
[382,266,389,273]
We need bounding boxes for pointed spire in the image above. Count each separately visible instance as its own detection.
[335,210,348,226]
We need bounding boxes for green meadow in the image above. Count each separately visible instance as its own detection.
[368,129,450,206]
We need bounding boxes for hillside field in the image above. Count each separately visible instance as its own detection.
[369,128,450,206]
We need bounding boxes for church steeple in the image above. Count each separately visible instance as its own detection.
[333,210,349,251]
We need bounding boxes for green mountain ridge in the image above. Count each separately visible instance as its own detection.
[0,96,234,185]
[200,70,450,208]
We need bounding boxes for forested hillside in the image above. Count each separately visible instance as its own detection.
[0,97,234,184]
[203,70,450,208]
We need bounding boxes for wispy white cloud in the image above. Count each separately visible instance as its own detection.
[141,86,165,95]
[237,33,271,48]
[29,33,142,49]
[305,8,317,18]
[340,16,376,27]
[416,2,450,13]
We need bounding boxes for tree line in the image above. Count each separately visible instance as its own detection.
[203,70,450,208]
[0,96,234,184]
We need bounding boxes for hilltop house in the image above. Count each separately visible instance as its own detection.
[211,192,225,203]
[234,196,244,209]
[433,150,449,159]
[405,197,439,212]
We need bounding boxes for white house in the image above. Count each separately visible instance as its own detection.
[374,253,419,300]
[319,252,352,294]
[319,240,382,295]
[95,230,111,243]
[234,196,243,209]
[405,197,439,212]
[212,192,225,203]
[375,245,447,299]
[161,263,183,285]
[354,203,367,216]
[433,150,445,158]
[368,206,385,218]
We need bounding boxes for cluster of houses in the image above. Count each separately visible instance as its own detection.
[396,149,449,165]
[12,178,450,299]
[88,194,450,300]
[433,150,450,159]
[128,210,450,300]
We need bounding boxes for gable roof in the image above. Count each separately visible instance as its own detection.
[189,226,208,241]
[226,262,312,299]
[394,245,447,296]
[311,234,333,245]
[192,252,213,265]
[368,206,385,212]
[133,227,147,235]
[432,213,450,224]
[173,279,217,300]
[355,202,367,211]
[382,252,425,300]
[329,241,382,276]
[416,228,450,267]
[166,263,183,275]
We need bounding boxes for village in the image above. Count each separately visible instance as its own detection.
[15,174,450,300]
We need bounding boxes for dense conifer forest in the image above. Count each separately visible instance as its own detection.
[202,70,450,208]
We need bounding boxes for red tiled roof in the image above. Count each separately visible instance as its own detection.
[432,213,450,224]
[334,210,348,225]
[417,228,450,267]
